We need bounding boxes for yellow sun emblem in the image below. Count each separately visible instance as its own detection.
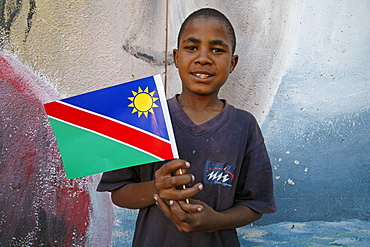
[128,87,159,117]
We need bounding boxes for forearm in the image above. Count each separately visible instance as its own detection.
[111,180,157,209]
[209,204,262,232]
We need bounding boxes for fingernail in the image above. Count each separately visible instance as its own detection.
[185,161,190,167]
[154,196,158,205]
[191,175,195,182]
[197,207,202,212]
[169,200,174,206]
[198,184,203,190]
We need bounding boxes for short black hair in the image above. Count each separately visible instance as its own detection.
[177,8,236,54]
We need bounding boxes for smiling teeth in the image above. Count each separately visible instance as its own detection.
[194,73,211,79]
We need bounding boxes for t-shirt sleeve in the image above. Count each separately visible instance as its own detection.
[96,166,141,192]
[234,117,277,214]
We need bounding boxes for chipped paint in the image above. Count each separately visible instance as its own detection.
[287,179,295,186]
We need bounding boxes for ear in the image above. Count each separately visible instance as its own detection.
[173,49,179,68]
[229,55,239,73]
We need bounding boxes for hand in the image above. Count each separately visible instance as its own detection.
[154,159,203,202]
[154,195,219,233]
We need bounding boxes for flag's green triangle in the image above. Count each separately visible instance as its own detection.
[49,118,161,179]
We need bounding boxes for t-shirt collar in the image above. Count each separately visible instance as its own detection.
[168,95,232,135]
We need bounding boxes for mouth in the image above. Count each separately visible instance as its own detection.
[191,73,213,79]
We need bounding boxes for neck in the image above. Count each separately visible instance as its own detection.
[177,93,224,125]
[177,93,223,111]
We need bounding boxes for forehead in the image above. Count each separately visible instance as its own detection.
[179,17,231,44]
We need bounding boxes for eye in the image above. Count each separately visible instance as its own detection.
[212,48,225,53]
[184,46,197,51]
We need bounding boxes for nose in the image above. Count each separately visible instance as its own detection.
[195,48,212,65]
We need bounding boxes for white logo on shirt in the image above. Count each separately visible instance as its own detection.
[207,171,230,183]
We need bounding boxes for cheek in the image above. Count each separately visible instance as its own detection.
[224,61,235,74]
[221,60,233,74]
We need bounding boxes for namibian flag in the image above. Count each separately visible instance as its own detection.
[44,75,178,179]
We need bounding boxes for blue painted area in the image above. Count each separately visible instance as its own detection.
[258,0,370,225]
[111,206,138,247]
[238,220,370,246]
[111,207,370,246]
[260,72,370,224]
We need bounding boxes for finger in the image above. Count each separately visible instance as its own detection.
[155,160,190,190]
[169,201,202,233]
[155,197,198,233]
[154,194,172,218]
[177,183,204,200]
[156,173,194,196]
[156,159,190,178]
[161,182,203,201]
[169,200,192,223]
[168,173,194,188]
[178,200,204,213]
[156,173,195,196]
[154,194,185,227]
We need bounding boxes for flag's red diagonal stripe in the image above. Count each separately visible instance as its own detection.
[44,101,174,160]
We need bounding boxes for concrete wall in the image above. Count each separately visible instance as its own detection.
[0,0,368,245]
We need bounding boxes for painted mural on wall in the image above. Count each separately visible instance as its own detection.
[0,1,116,245]
[0,0,369,246]
[0,53,114,245]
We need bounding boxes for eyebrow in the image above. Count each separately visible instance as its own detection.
[182,36,201,44]
[209,39,229,48]
[182,37,229,48]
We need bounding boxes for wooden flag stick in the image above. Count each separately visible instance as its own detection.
[179,169,190,204]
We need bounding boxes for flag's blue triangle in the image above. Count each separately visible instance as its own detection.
[61,76,169,140]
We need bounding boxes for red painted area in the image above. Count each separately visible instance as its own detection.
[45,101,174,160]
[0,53,112,245]
[0,56,53,103]
[0,56,28,94]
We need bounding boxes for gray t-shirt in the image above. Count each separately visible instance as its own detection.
[97,96,276,247]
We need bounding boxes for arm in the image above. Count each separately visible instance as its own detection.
[154,196,262,232]
[210,204,262,231]
[111,159,203,210]
[111,180,157,209]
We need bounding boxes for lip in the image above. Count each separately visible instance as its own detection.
[190,71,214,80]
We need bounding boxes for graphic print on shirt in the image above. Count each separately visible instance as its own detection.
[203,161,235,187]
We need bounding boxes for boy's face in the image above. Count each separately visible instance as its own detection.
[173,18,238,97]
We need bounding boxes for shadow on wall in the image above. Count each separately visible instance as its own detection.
[0,53,113,246]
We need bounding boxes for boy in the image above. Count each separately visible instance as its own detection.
[98,8,276,246]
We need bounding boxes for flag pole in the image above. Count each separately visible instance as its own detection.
[164,0,169,94]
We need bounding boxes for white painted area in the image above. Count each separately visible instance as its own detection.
[287,179,295,185]
[8,0,167,98]
[167,1,303,123]
[282,0,370,115]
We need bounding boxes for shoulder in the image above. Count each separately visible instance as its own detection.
[225,101,258,126]
[167,95,181,115]
[224,102,265,147]
[167,95,177,107]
